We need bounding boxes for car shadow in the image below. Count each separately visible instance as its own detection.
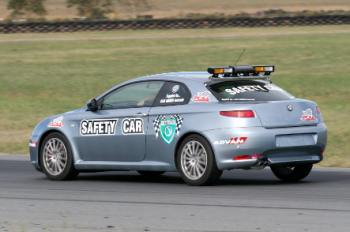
[218,177,308,186]
[73,171,310,186]
[76,172,184,184]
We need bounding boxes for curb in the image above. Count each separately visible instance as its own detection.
[0,153,28,161]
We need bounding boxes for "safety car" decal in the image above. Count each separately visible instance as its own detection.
[80,119,118,136]
[122,118,144,135]
[225,85,268,95]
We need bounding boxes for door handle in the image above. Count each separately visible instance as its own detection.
[133,112,147,117]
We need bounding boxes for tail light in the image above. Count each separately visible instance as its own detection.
[233,155,252,161]
[233,154,262,161]
[316,106,322,122]
[220,110,255,118]
[316,106,321,115]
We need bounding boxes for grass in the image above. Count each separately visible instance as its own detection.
[0,25,349,167]
[0,0,350,20]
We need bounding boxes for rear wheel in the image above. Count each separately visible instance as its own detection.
[270,164,313,182]
[177,135,222,186]
[40,132,78,180]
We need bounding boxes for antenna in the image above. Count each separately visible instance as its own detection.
[234,49,246,65]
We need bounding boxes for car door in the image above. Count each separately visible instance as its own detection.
[74,81,165,162]
[146,81,191,163]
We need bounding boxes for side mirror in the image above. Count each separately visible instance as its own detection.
[87,98,99,112]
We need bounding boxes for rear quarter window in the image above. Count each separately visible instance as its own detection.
[208,80,293,102]
[153,81,191,106]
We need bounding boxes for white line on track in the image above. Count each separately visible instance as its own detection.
[0,29,349,43]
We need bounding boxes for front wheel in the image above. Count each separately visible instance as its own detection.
[40,132,78,180]
[176,135,222,186]
[270,164,313,182]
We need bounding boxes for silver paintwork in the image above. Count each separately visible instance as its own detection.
[29,72,327,174]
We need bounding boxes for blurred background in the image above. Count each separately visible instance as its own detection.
[0,0,349,167]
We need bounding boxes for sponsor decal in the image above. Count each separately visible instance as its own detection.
[160,84,185,104]
[300,108,316,121]
[80,119,118,136]
[172,84,180,93]
[48,116,64,128]
[193,95,209,103]
[193,91,210,103]
[153,114,183,144]
[213,137,248,145]
[122,118,144,135]
[160,96,185,104]
[225,85,268,96]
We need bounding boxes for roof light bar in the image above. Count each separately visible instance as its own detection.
[208,65,275,78]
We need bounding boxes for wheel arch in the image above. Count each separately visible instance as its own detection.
[37,129,70,169]
[174,131,216,168]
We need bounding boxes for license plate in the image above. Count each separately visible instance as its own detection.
[276,134,317,147]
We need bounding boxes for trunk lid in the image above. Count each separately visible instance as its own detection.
[251,100,318,128]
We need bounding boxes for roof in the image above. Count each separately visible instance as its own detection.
[97,71,271,100]
[133,71,271,83]
[134,71,211,83]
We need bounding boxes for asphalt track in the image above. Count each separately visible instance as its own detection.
[0,155,350,232]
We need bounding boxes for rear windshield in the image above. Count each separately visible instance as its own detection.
[208,80,293,102]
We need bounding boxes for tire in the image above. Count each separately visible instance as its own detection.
[39,132,79,180]
[138,171,165,177]
[270,164,313,182]
[176,134,222,186]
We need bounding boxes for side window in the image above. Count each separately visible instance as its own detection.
[101,81,164,110]
[154,82,191,106]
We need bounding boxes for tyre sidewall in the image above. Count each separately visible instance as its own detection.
[176,134,221,186]
[40,132,77,180]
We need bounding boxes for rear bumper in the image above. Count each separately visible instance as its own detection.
[267,154,321,165]
[205,123,327,170]
[264,146,323,166]
[218,153,322,170]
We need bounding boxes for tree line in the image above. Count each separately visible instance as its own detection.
[7,0,150,20]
